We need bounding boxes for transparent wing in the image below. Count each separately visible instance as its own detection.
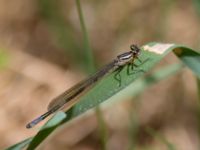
[26,60,117,128]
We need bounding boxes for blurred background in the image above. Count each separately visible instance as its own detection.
[0,0,200,149]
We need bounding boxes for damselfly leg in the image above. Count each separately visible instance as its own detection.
[114,66,124,87]
[114,57,150,86]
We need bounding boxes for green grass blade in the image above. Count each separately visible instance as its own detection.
[8,63,181,150]
[9,42,200,149]
[75,0,95,73]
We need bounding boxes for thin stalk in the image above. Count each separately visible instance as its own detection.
[128,98,140,150]
[96,106,108,150]
[128,111,139,150]
[75,0,95,73]
[75,1,108,149]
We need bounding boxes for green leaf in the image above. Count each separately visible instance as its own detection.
[27,43,200,148]
[10,43,200,149]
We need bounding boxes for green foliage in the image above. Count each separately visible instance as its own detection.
[6,43,200,149]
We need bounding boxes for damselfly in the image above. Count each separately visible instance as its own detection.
[26,44,145,128]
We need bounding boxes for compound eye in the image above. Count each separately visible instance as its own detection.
[130,44,140,51]
[130,44,141,56]
[130,44,137,50]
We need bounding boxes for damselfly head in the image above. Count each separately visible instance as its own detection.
[130,44,141,56]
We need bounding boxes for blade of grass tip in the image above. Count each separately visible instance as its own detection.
[75,1,108,149]
[146,127,176,150]
[27,112,67,150]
